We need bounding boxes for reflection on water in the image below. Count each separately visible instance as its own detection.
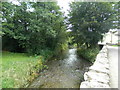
[65,49,77,65]
[29,49,91,88]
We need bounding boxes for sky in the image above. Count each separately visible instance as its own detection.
[57,0,73,31]
[10,0,74,16]
[57,0,74,16]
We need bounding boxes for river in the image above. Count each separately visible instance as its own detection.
[29,48,91,88]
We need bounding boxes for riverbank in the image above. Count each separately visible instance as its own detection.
[80,46,110,88]
[29,49,91,88]
[2,51,38,88]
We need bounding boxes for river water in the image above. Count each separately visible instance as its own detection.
[29,49,91,88]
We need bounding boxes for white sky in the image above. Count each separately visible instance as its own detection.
[10,0,20,5]
[57,0,74,16]
[10,0,74,16]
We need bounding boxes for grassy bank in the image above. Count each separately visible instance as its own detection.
[77,47,99,63]
[2,51,48,88]
[1,47,66,88]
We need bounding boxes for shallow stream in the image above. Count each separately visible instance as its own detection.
[29,49,91,88]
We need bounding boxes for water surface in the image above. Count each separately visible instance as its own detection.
[29,49,91,88]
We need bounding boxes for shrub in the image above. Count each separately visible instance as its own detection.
[28,56,48,83]
[39,48,54,61]
[2,2,67,55]
[77,47,99,63]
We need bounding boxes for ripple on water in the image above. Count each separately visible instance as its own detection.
[28,49,91,88]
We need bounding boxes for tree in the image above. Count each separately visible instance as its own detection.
[68,2,115,48]
[2,2,67,55]
[112,2,119,29]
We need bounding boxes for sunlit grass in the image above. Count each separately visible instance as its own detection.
[2,51,39,88]
[111,45,120,47]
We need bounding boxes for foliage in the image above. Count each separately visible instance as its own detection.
[2,2,67,55]
[0,31,4,36]
[1,2,68,88]
[2,51,49,88]
[68,2,116,48]
[77,47,99,63]
[111,2,119,29]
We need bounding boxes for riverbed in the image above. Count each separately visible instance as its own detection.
[29,49,91,88]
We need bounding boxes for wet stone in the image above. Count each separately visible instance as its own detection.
[28,49,91,88]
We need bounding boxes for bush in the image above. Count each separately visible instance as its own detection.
[28,56,48,83]
[38,48,54,62]
[77,47,99,63]
[2,2,67,55]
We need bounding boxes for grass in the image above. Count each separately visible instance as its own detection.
[111,45,120,47]
[2,51,42,88]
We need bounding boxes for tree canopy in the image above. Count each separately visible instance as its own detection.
[2,2,67,55]
[68,2,117,48]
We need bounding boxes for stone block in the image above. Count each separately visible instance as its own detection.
[80,81,91,88]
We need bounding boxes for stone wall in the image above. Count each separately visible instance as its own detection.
[80,46,110,88]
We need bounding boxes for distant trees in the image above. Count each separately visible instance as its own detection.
[68,2,116,48]
[2,1,118,56]
[112,2,119,29]
[2,2,67,55]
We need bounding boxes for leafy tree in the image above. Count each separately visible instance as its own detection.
[68,2,116,48]
[2,2,67,55]
[112,2,119,29]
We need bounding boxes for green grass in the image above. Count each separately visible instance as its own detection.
[2,51,40,88]
[112,45,120,47]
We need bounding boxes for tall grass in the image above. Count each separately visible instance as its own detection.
[2,51,43,88]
